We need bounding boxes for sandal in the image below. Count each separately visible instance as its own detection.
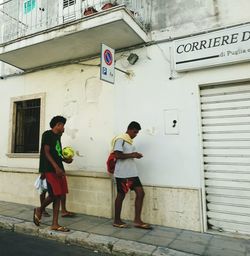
[51,226,70,232]
[33,208,41,226]
[113,223,128,228]
[61,212,75,218]
[134,223,152,230]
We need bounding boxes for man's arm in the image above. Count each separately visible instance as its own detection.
[44,145,64,177]
[114,151,143,159]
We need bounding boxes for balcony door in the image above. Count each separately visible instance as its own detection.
[19,0,48,35]
[61,0,82,23]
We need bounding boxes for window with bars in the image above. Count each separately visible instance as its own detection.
[63,0,76,9]
[13,98,41,153]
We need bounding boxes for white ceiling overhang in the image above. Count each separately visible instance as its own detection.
[0,7,148,70]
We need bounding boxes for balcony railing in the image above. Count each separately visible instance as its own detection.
[0,0,150,45]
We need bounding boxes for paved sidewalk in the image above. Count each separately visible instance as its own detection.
[0,201,249,256]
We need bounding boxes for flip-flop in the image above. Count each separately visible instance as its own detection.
[134,223,153,230]
[51,226,70,232]
[113,223,128,228]
[61,212,75,218]
[33,208,40,226]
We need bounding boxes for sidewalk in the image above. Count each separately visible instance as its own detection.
[0,201,249,256]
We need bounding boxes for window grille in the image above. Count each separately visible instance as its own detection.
[63,0,76,9]
[14,98,41,153]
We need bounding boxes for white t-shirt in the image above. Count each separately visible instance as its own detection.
[113,139,138,178]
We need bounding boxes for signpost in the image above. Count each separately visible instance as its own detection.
[100,43,115,84]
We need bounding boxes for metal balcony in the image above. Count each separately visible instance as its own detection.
[0,0,150,70]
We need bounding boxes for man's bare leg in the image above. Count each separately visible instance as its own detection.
[51,196,61,229]
[35,195,53,220]
[134,186,145,225]
[114,192,126,225]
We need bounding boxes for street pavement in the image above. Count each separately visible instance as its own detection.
[0,228,109,256]
[0,200,249,255]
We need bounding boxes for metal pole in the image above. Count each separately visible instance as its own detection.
[115,67,130,76]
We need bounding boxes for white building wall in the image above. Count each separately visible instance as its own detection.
[1,43,250,188]
[216,0,250,26]
[1,0,250,76]
[114,43,250,188]
[0,0,250,231]
[0,42,250,231]
[0,63,115,171]
[151,0,250,40]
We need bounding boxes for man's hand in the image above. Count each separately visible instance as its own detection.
[132,152,143,159]
[40,173,46,180]
[63,158,73,164]
[55,166,64,177]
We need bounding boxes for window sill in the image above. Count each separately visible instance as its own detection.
[6,153,40,158]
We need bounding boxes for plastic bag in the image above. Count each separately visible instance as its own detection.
[34,176,47,194]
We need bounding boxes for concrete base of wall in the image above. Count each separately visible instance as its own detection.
[0,168,202,232]
[121,186,202,231]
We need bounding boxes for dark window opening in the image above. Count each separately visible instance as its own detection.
[14,98,41,153]
[63,0,76,9]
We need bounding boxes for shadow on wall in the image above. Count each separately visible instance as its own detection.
[151,0,215,31]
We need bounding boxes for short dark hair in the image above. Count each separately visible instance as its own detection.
[49,116,67,128]
[127,121,141,130]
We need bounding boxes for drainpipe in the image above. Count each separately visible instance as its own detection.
[0,61,4,77]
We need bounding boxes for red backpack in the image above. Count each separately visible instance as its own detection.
[106,152,116,174]
[106,140,125,174]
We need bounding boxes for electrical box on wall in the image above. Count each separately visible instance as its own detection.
[164,109,179,135]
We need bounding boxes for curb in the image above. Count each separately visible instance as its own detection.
[0,215,195,256]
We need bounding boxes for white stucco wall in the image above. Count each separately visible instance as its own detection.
[216,0,250,26]
[114,43,250,188]
[151,0,250,41]
[1,0,250,76]
[0,63,115,171]
[0,0,249,232]
[0,42,250,189]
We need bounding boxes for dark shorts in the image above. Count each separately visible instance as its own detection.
[115,177,142,194]
[45,172,68,197]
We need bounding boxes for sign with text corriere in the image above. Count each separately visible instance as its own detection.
[100,44,115,84]
[174,24,250,72]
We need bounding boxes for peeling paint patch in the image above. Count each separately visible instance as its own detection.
[75,150,84,157]
[63,100,77,119]
[144,127,157,136]
[84,76,102,103]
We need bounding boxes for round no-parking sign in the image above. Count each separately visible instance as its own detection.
[100,44,115,84]
[104,49,113,66]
